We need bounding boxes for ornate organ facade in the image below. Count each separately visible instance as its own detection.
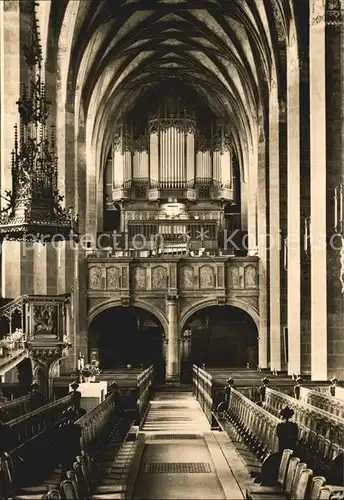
[104,93,236,253]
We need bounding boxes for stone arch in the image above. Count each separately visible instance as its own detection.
[180,297,259,331]
[88,298,168,337]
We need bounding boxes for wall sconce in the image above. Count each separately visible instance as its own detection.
[304,216,311,260]
[334,182,343,236]
[283,237,288,271]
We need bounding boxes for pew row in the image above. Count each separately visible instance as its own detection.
[263,387,344,477]
[0,394,39,423]
[299,386,344,419]
[246,449,344,500]
[8,394,74,449]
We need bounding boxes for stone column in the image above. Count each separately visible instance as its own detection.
[287,28,301,375]
[257,122,268,369]
[309,0,344,380]
[166,294,180,382]
[269,78,282,372]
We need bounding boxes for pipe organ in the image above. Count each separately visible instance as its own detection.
[106,93,236,253]
[110,95,234,196]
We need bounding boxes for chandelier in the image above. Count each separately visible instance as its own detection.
[0,2,78,243]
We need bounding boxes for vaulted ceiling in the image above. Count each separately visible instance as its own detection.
[50,0,295,166]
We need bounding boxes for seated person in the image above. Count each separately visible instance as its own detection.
[276,406,299,452]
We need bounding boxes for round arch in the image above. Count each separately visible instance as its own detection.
[88,298,168,337]
[180,298,259,331]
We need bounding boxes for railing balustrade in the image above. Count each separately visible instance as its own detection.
[136,365,154,425]
[264,388,344,447]
[192,364,213,423]
[299,386,344,419]
[76,392,119,453]
[227,388,280,457]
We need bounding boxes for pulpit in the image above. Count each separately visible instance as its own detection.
[69,381,108,412]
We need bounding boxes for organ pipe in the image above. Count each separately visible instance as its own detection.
[150,132,159,187]
[187,132,194,185]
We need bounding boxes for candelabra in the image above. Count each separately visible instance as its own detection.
[77,352,85,383]
[0,2,78,242]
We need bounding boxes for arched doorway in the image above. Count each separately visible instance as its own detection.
[88,306,165,381]
[181,305,258,380]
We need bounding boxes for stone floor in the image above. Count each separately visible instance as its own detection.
[133,392,254,500]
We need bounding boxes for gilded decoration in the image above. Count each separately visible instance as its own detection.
[180,266,194,289]
[244,265,257,288]
[107,267,120,290]
[33,304,57,337]
[199,265,214,289]
[89,267,102,290]
[132,266,147,290]
[228,265,240,289]
[151,266,167,289]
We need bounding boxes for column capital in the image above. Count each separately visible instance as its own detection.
[166,293,178,304]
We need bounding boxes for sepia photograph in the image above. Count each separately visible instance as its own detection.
[0,0,343,498]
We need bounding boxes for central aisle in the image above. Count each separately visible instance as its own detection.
[133,392,245,500]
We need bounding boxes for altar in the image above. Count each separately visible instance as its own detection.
[69,381,108,412]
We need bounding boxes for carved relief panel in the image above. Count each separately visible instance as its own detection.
[132,266,147,290]
[122,266,129,288]
[33,304,57,338]
[180,265,194,290]
[244,265,257,288]
[151,266,168,289]
[227,265,241,289]
[106,267,120,290]
[89,266,102,290]
[199,265,215,289]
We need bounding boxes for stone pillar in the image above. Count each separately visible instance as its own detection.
[257,123,268,369]
[309,0,344,380]
[269,78,282,372]
[287,29,301,375]
[166,294,180,382]
[310,0,328,381]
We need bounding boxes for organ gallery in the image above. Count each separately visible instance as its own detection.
[103,92,238,251]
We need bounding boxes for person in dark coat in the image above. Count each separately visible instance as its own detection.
[330,377,338,397]
[258,377,270,403]
[276,406,299,452]
[293,376,303,399]
[217,377,234,412]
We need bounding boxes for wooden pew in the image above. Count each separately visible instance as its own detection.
[299,387,344,419]
[7,394,74,449]
[263,388,344,477]
[0,395,33,423]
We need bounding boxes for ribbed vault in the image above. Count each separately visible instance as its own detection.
[45,0,296,181]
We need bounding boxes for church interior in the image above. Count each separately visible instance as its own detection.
[0,0,343,499]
